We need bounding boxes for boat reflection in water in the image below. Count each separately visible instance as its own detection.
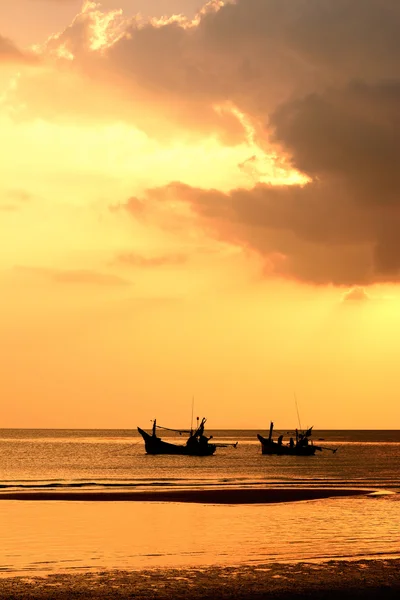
[138,417,218,456]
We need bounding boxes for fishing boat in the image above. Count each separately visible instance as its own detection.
[257,421,328,456]
[137,417,217,456]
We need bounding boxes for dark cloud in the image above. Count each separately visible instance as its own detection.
[7,1,400,138]
[100,0,400,139]
[113,0,400,285]
[14,266,130,286]
[271,80,400,204]
[124,173,400,285]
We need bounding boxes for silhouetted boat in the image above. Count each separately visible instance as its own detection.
[257,421,325,456]
[138,417,217,456]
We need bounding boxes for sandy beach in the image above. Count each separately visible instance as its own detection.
[1,558,399,599]
[0,487,370,503]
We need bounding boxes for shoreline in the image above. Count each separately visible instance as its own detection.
[0,487,371,503]
[1,558,399,599]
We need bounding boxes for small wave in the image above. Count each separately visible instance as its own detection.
[0,480,220,492]
[0,482,141,491]
[1,477,399,495]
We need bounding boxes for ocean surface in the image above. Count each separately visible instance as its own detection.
[0,428,399,576]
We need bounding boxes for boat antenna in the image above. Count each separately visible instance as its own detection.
[190,396,194,435]
[294,392,302,431]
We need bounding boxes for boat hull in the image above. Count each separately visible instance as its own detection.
[138,427,216,456]
[257,434,320,456]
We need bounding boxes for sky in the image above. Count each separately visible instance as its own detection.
[1,0,400,429]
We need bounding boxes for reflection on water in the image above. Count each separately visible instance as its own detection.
[1,430,399,576]
[1,429,400,492]
[1,495,399,576]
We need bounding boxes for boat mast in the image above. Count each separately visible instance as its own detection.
[294,392,302,431]
[190,396,194,435]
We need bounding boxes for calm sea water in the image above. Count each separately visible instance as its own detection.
[0,429,399,575]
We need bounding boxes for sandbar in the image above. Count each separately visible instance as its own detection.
[0,487,369,503]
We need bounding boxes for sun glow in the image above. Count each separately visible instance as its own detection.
[1,0,399,428]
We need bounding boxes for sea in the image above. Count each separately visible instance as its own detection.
[0,428,399,577]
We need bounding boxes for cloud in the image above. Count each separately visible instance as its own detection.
[5,1,400,286]
[105,0,400,285]
[4,1,400,140]
[116,196,147,219]
[271,81,400,204]
[54,3,400,127]
[341,287,370,302]
[0,34,38,64]
[6,189,32,202]
[123,170,400,285]
[115,251,187,268]
[14,266,130,286]
[0,189,33,211]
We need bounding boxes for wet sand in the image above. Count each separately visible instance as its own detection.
[0,559,399,599]
[0,487,370,503]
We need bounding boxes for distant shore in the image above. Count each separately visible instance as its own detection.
[1,558,399,599]
[0,487,370,503]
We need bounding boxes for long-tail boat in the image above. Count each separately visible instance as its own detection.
[138,417,217,456]
[257,421,327,456]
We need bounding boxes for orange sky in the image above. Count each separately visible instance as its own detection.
[1,1,400,429]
